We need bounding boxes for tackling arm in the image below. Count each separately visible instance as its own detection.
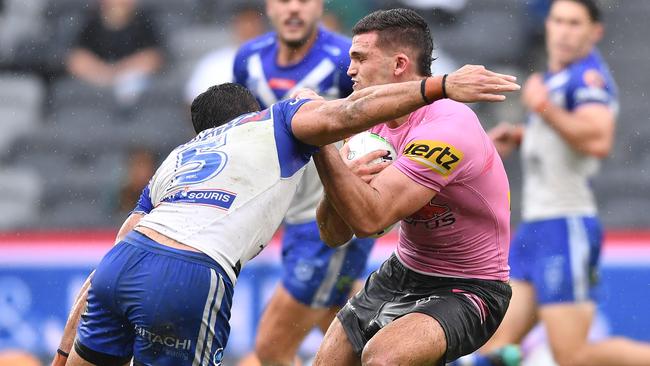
[292,65,519,146]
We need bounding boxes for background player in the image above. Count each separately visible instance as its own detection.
[478,0,650,365]
[232,1,375,365]
[54,67,520,365]
[312,9,514,366]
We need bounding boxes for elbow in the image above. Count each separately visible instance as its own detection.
[318,229,351,248]
[585,139,613,159]
[590,147,610,159]
[349,219,383,239]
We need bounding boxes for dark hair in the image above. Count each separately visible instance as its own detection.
[352,8,433,77]
[190,83,260,134]
[552,0,602,22]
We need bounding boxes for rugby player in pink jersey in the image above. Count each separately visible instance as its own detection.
[313,9,513,366]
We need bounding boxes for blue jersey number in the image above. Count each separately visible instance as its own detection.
[173,143,228,187]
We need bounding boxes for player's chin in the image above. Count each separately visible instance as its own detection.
[279,31,310,47]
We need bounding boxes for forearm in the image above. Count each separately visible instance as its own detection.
[316,195,354,247]
[66,49,114,85]
[539,103,611,157]
[115,48,163,75]
[313,145,386,237]
[301,77,443,146]
[57,272,93,355]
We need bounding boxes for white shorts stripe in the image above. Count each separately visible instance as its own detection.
[567,217,590,301]
[312,241,350,307]
[193,269,219,366]
[202,275,226,366]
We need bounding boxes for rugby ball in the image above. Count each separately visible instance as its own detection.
[346,131,397,238]
[346,131,397,164]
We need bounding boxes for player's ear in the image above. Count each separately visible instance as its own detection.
[394,53,409,77]
[591,22,604,44]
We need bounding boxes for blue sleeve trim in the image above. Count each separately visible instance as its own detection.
[272,99,319,178]
[132,185,153,214]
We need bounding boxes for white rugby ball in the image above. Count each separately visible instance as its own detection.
[346,131,397,238]
[346,131,397,164]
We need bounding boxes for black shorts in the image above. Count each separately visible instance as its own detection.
[337,254,511,364]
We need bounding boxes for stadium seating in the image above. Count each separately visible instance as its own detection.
[0,0,648,229]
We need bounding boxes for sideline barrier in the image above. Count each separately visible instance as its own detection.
[1,230,649,358]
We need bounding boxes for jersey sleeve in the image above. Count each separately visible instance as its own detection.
[272,98,319,178]
[568,68,615,110]
[131,185,154,214]
[393,109,475,192]
[337,55,354,97]
[233,47,248,87]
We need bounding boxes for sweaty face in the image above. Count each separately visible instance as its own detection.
[267,0,322,48]
[546,0,601,67]
[347,33,398,91]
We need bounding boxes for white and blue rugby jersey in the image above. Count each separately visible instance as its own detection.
[134,98,315,283]
[522,50,619,221]
[233,27,353,224]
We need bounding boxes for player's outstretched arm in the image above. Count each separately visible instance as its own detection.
[292,65,519,146]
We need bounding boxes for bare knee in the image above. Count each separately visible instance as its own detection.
[361,347,394,366]
[255,336,291,366]
[552,344,594,366]
[361,344,418,366]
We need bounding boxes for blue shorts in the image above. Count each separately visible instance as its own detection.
[510,216,602,305]
[75,231,233,366]
[282,221,375,307]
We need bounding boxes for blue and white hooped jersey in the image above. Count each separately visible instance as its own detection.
[521,50,619,221]
[134,98,315,283]
[233,26,353,224]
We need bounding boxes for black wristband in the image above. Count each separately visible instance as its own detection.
[420,79,433,104]
[57,349,69,358]
[442,74,449,99]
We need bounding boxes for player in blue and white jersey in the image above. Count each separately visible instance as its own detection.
[52,65,520,365]
[233,1,374,365]
[475,1,650,365]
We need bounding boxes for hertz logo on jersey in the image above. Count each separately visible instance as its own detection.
[403,140,463,177]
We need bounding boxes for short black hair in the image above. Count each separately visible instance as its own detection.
[552,0,602,22]
[190,83,260,134]
[352,8,433,77]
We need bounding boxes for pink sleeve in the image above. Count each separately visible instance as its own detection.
[393,109,479,192]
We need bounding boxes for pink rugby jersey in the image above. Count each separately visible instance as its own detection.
[370,99,511,281]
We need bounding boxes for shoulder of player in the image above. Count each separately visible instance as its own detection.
[235,32,276,58]
[405,101,482,152]
[420,99,478,125]
[568,50,613,89]
[316,28,352,61]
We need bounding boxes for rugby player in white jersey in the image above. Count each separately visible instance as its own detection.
[233,2,374,365]
[50,69,519,366]
[476,1,650,365]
